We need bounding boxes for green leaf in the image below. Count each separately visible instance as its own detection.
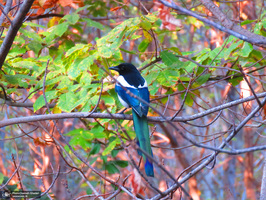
[68,58,83,79]
[239,42,253,57]
[140,20,152,30]
[228,76,243,86]
[145,70,159,85]
[65,128,84,136]
[160,50,181,68]
[102,95,115,105]
[131,35,142,40]
[28,41,43,55]
[66,128,95,149]
[83,18,105,30]
[33,90,58,112]
[102,138,119,156]
[105,162,119,174]
[186,62,197,73]
[75,5,92,13]
[0,173,4,184]
[93,131,106,139]
[185,93,194,106]
[48,22,69,37]
[97,44,113,58]
[57,92,78,112]
[92,126,106,139]
[168,47,182,55]
[89,144,101,155]
[224,40,243,60]
[112,160,128,168]
[78,52,99,71]
[80,73,92,86]
[241,20,256,26]
[138,39,150,52]
[8,46,27,57]
[57,76,72,89]
[65,43,87,57]
[196,74,210,85]
[157,70,179,87]
[24,22,46,28]
[11,60,40,70]
[69,134,91,149]
[19,28,43,42]
[111,149,119,157]
[63,13,80,24]
[209,46,224,60]
[119,47,137,54]
[45,76,65,87]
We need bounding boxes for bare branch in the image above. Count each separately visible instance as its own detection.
[0,0,12,29]
[32,166,60,199]
[1,91,266,128]
[0,0,35,70]
[151,96,266,199]
[158,0,266,47]
[0,155,23,190]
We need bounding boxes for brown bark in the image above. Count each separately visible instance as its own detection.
[241,78,257,200]
[244,127,257,200]
[260,151,266,200]
[232,0,257,21]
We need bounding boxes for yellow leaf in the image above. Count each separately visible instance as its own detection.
[52,105,62,114]
[38,0,47,7]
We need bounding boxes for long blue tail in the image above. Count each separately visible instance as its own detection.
[132,110,154,177]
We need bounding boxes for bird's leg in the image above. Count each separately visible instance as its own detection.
[118,107,127,114]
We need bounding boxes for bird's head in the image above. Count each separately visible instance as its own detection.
[109,63,139,75]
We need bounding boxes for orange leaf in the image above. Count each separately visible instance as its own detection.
[34,137,47,147]
[110,6,122,12]
[156,2,182,31]
[59,0,73,7]
[129,169,145,195]
[36,7,45,15]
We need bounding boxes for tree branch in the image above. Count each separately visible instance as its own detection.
[151,96,266,199]
[0,0,35,70]
[158,0,266,47]
[1,91,266,128]
[0,0,12,27]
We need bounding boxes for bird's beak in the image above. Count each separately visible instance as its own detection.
[109,66,119,71]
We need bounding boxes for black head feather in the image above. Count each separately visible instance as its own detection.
[109,63,139,75]
[109,63,145,88]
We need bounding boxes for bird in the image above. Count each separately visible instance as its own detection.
[109,63,154,177]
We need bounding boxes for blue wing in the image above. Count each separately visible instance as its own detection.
[115,84,150,117]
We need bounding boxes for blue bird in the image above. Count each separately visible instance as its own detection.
[109,63,154,177]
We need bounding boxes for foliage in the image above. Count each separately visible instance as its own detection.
[0,0,266,199]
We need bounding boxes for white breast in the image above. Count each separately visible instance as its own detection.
[117,75,147,88]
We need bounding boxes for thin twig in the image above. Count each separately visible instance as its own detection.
[238,65,262,107]
[32,166,60,199]
[0,155,24,190]
[171,75,193,119]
